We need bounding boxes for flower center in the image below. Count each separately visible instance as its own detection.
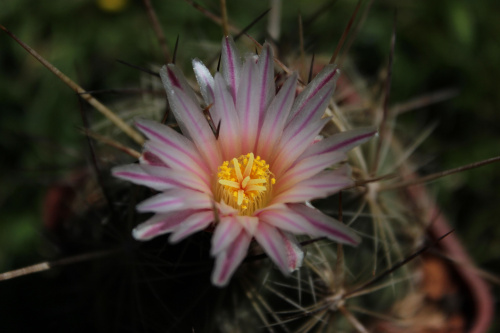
[216,153,275,215]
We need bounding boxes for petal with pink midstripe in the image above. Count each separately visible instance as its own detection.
[112,164,210,193]
[254,222,290,275]
[236,55,261,153]
[257,204,317,235]
[211,230,252,287]
[211,215,243,256]
[257,42,275,124]
[273,165,353,203]
[158,83,222,171]
[276,150,347,194]
[286,65,339,123]
[212,73,242,160]
[135,118,208,173]
[169,210,214,243]
[159,64,199,139]
[143,141,210,188]
[256,72,298,160]
[281,76,335,144]
[132,210,201,240]
[289,203,361,245]
[221,36,242,102]
[301,127,377,159]
[136,189,212,214]
[272,118,330,177]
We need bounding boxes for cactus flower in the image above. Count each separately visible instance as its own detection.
[113,36,375,286]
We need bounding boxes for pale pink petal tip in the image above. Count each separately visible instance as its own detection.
[302,127,377,159]
[192,58,215,105]
[281,232,304,272]
[256,42,275,119]
[132,210,194,241]
[221,35,241,101]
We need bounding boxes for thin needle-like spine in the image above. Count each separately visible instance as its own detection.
[380,155,500,191]
[329,0,363,65]
[371,10,397,175]
[142,0,170,63]
[183,0,239,34]
[81,128,142,159]
[298,12,307,81]
[345,229,454,297]
[220,0,229,36]
[338,0,374,66]
[335,192,345,289]
[0,249,119,281]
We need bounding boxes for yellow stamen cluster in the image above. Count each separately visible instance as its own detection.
[216,153,275,215]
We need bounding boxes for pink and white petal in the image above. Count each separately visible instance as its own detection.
[254,222,290,275]
[112,164,175,191]
[135,118,209,173]
[221,36,242,102]
[144,141,210,188]
[289,203,361,246]
[257,42,276,123]
[272,118,330,178]
[273,165,353,203]
[282,80,335,144]
[237,215,259,236]
[256,72,298,160]
[161,85,222,171]
[301,127,377,159]
[161,64,199,102]
[280,232,304,272]
[159,64,199,139]
[287,65,339,123]
[192,58,215,105]
[257,205,317,235]
[140,151,167,167]
[271,67,339,173]
[272,179,351,204]
[141,164,211,193]
[212,73,242,160]
[211,230,252,287]
[236,56,261,153]
[169,210,214,243]
[137,189,212,214]
[275,150,347,194]
[112,164,210,193]
[132,210,198,240]
[217,201,240,216]
[211,216,243,255]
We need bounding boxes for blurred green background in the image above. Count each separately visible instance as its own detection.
[1,0,499,330]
